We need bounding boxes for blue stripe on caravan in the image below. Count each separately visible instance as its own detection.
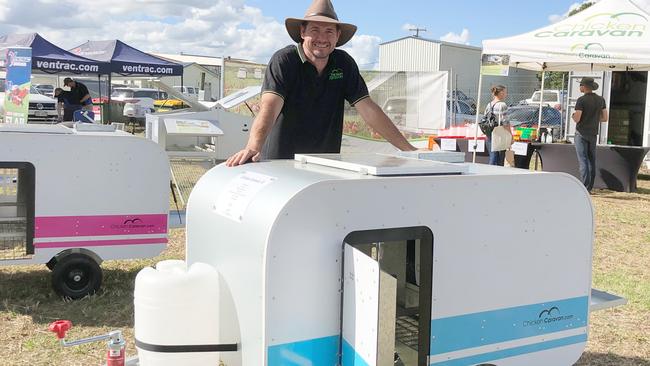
[267,335,338,366]
[430,296,589,355]
[429,334,587,365]
[341,338,370,366]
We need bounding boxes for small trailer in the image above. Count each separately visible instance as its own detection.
[0,123,170,298]
[170,152,625,366]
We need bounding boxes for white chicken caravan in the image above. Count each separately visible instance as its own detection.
[165,153,625,366]
[0,123,170,298]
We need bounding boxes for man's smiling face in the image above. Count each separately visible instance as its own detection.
[300,21,341,60]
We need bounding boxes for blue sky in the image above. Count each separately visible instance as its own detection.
[247,0,581,47]
[0,0,590,66]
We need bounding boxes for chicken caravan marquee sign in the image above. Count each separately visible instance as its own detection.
[534,12,647,39]
[534,11,648,61]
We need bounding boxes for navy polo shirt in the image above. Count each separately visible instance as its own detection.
[262,44,369,159]
[69,81,91,105]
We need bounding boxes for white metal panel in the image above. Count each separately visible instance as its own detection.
[439,43,481,96]
[0,132,169,217]
[216,85,261,109]
[148,109,251,160]
[379,37,440,72]
[590,288,628,311]
[163,118,224,136]
[294,153,469,175]
[0,123,72,134]
[342,244,379,366]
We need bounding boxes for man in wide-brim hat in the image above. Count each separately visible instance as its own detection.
[571,77,608,192]
[227,0,417,166]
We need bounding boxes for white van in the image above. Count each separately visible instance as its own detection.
[524,90,567,110]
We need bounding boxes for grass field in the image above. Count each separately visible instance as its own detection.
[1,177,649,365]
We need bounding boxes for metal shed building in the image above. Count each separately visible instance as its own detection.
[379,36,538,107]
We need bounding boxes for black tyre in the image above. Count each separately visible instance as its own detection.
[51,253,102,299]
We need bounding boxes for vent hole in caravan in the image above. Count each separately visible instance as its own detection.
[0,163,35,261]
[341,226,433,366]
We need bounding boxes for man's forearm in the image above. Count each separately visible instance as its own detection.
[245,106,281,151]
[243,93,285,151]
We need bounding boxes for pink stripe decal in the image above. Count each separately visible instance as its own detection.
[34,238,168,249]
[35,214,168,238]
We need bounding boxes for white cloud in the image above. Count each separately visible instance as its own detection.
[0,0,291,63]
[341,34,382,70]
[440,29,470,45]
[0,0,387,68]
[548,0,602,23]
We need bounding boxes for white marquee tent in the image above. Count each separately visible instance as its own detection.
[482,0,650,72]
[473,0,650,149]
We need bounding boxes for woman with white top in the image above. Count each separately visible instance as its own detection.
[484,85,511,166]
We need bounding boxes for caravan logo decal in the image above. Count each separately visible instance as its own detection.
[570,43,605,51]
[535,12,647,39]
[112,217,152,229]
[568,42,621,60]
[523,306,574,327]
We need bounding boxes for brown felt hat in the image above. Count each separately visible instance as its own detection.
[285,0,357,47]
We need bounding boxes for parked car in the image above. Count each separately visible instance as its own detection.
[382,96,475,129]
[382,96,414,128]
[33,84,55,98]
[506,105,562,139]
[0,80,58,123]
[446,99,476,126]
[111,87,164,124]
[522,89,567,110]
[448,90,477,112]
[154,98,189,112]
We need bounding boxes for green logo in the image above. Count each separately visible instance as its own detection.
[329,68,344,80]
[570,43,605,51]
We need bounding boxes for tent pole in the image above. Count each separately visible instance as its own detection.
[537,70,546,139]
[472,68,485,163]
[98,74,103,124]
[108,74,112,124]
[449,67,454,127]
[558,73,569,136]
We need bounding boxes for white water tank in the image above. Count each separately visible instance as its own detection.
[134,260,221,366]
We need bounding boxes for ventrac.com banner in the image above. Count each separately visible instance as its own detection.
[35,60,99,73]
[121,64,177,75]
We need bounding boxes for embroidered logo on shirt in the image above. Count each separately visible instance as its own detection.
[329,68,344,80]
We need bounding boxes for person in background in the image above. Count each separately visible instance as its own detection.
[63,77,93,110]
[485,85,510,165]
[572,77,608,192]
[226,0,417,166]
[54,87,74,122]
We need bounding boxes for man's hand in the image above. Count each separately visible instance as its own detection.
[225,92,284,167]
[226,148,261,167]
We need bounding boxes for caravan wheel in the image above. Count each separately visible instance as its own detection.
[51,253,103,299]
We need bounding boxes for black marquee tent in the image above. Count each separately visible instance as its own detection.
[0,33,109,74]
